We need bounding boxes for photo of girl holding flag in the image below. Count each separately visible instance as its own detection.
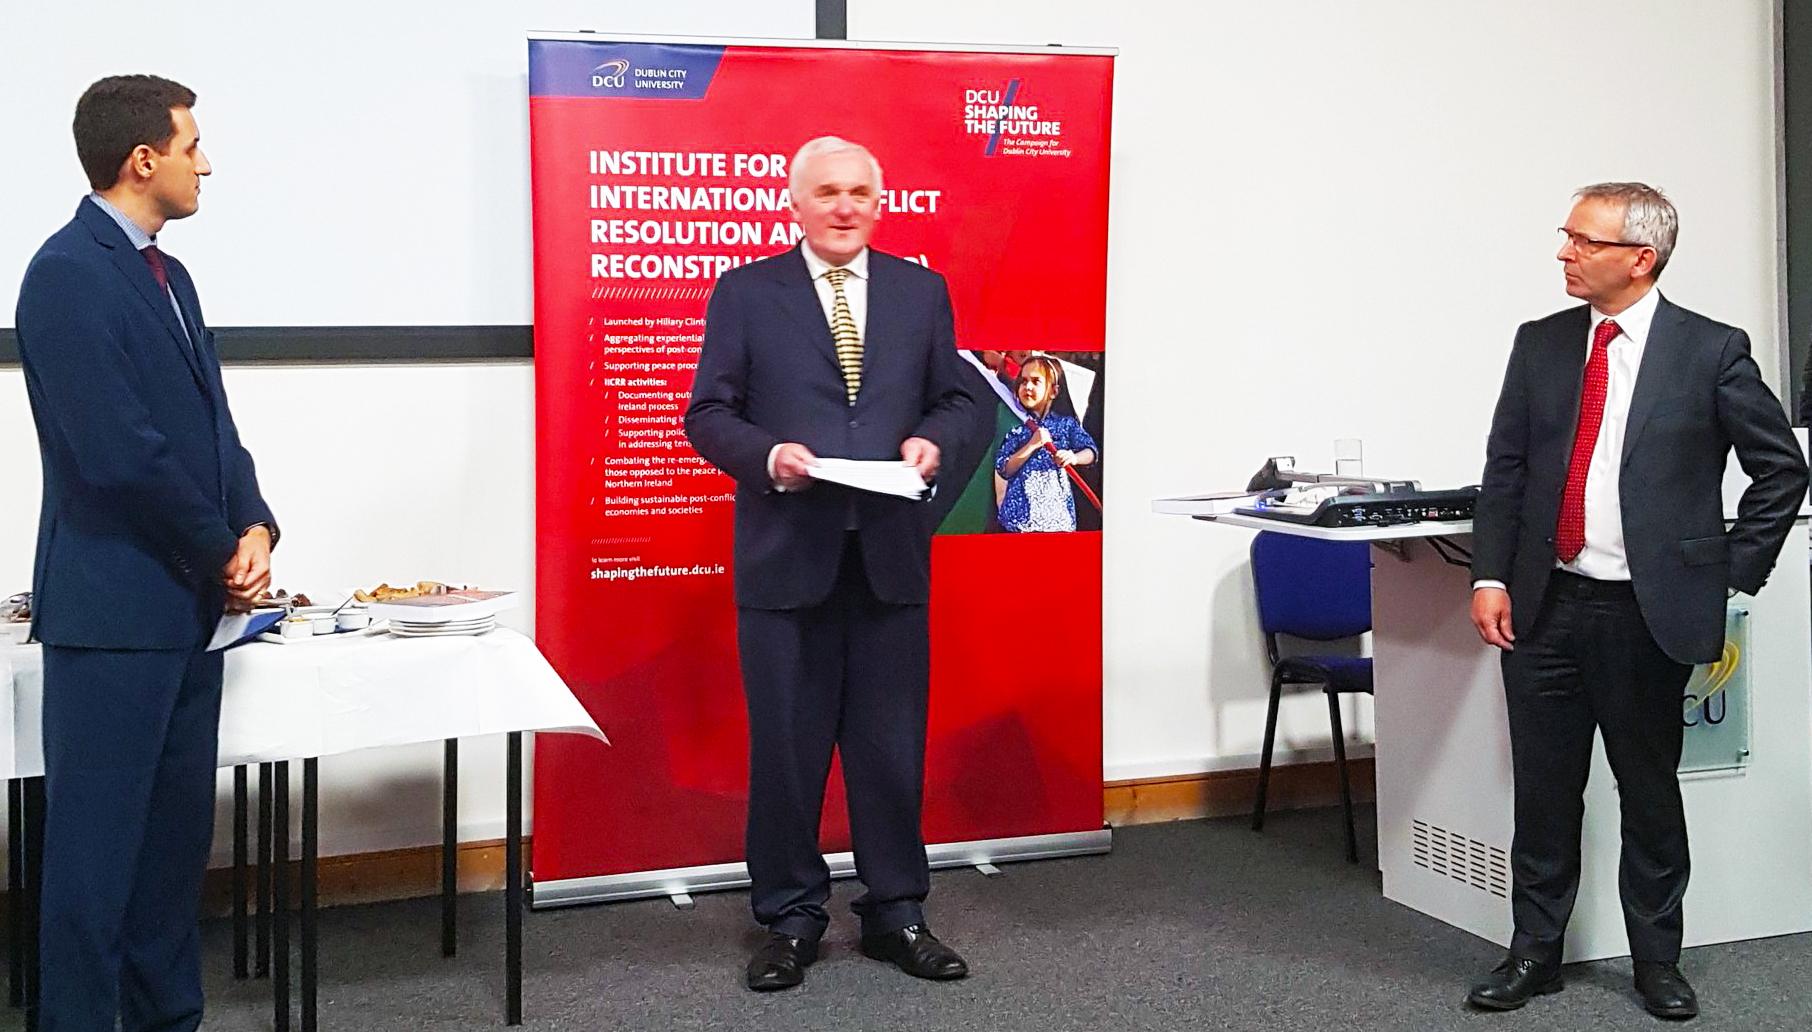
[995,356,1099,532]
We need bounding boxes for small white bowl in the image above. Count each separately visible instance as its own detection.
[336,611,371,632]
[280,618,313,640]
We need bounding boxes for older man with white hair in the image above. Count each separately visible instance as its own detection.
[1467,182,1807,1019]
[685,136,976,991]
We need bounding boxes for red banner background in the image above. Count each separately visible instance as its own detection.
[530,38,1113,883]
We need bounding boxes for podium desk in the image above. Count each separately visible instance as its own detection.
[1177,508,1812,962]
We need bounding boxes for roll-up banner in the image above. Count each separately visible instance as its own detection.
[528,33,1115,902]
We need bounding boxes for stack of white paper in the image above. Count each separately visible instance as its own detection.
[806,458,929,500]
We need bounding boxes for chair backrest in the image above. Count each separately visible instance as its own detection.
[1249,531,1372,642]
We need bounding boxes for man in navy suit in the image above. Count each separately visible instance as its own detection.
[1468,183,1806,1018]
[14,75,276,1031]
[685,136,975,991]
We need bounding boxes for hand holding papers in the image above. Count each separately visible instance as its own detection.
[806,458,930,500]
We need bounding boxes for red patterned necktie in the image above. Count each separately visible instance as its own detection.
[142,244,170,291]
[1554,318,1620,563]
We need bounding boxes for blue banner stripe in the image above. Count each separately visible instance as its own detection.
[529,39,726,100]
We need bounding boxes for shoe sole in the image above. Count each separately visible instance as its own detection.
[1467,979,1563,1011]
[1642,1003,1698,1020]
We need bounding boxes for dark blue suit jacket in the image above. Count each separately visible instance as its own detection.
[1472,296,1808,664]
[15,200,275,649]
[684,246,974,610]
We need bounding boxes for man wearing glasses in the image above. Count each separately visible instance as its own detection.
[1467,182,1806,1019]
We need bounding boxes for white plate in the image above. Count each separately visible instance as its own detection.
[390,620,496,638]
[394,616,496,628]
[394,617,496,631]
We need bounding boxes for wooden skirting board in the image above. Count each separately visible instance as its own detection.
[1104,757,1375,827]
[180,758,1376,916]
[0,759,1377,919]
[195,837,514,918]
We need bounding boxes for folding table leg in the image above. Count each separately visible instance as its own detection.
[443,738,458,958]
[506,732,523,1026]
[233,765,249,979]
[274,761,290,1032]
[302,759,317,1032]
[9,778,21,1008]
[257,762,273,978]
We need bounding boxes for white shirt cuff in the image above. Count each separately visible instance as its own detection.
[767,443,787,491]
[1472,579,1507,592]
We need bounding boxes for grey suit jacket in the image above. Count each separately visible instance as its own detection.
[1471,295,1808,664]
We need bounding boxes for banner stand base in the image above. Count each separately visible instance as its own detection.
[530,827,1112,909]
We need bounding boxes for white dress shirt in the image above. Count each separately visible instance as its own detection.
[799,242,869,340]
[766,243,871,485]
[1474,286,1660,590]
[1564,287,1659,580]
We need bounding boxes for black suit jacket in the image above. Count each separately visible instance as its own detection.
[684,246,974,610]
[1472,294,1808,664]
[15,200,275,648]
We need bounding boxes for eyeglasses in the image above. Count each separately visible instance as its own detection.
[1557,228,1650,253]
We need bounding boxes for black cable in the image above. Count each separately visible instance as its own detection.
[1425,535,1473,567]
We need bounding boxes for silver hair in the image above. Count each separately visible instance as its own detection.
[787,136,884,200]
[1575,181,1679,277]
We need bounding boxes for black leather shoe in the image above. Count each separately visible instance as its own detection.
[1634,962,1698,1020]
[859,924,969,980]
[745,933,818,991]
[1466,956,1563,1010]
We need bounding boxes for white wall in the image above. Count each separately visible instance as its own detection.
[0,2,812,863]
[0,1,811,326]
[0,1,1788,863]
[849,0,1786,780]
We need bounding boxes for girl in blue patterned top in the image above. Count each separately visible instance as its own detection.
[995,356,1098,532]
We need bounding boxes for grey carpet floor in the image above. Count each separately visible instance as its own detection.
[15,807,1812,1030]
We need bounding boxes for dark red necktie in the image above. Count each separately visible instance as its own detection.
[1555,318,1620,563]
[141,244,170,292]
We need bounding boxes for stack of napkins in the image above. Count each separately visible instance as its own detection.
[806,459,929,500]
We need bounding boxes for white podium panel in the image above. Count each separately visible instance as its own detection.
[1371,524,1812,961]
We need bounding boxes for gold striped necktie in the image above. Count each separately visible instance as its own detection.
[823,267,862,405]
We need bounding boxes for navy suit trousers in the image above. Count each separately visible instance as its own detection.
[39,644,222,1032]
[737,535,931,941]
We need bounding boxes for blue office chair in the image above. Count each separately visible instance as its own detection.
[1248,531,1373,863]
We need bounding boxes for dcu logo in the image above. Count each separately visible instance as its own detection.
[591,60,629,89]
[530,40,724,100]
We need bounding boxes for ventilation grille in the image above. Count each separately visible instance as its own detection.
[1411,820,1508,898]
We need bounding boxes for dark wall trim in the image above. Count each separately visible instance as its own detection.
[816,0,848,40]
[1788,0,1811,422]
[0,325,533,366]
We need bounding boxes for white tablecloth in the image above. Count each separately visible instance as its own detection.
[2,628,605,779]
[0,645,14,779]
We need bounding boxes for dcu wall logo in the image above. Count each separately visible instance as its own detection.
[592,60,629,89]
